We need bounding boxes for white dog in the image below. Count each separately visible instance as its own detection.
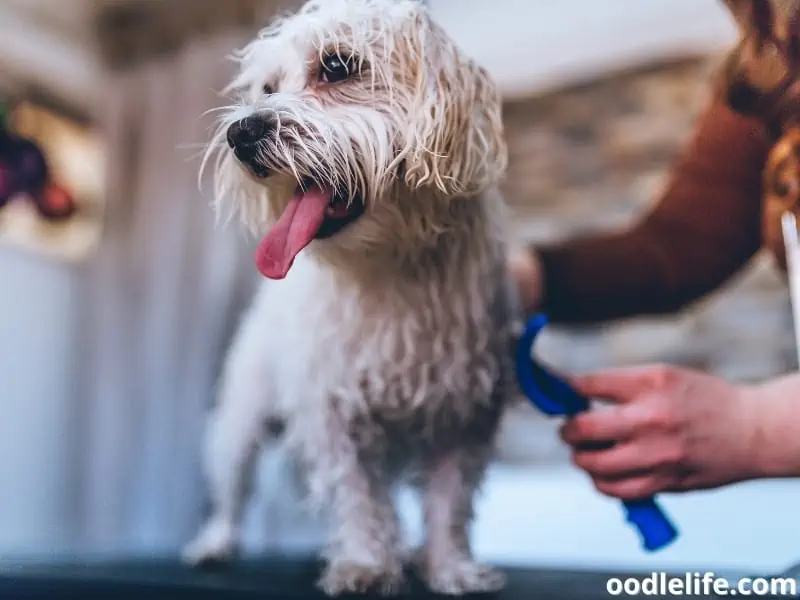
[183,0,521,595]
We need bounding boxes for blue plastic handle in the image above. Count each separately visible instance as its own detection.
[515,314,679,552]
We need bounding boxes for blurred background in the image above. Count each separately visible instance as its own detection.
[0,0,798,580]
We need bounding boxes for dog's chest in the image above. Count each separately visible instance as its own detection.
[346,297,500,416]
[274,258,515,430]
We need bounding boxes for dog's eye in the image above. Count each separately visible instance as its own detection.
[262,83,274,95]
[320,53,356,83]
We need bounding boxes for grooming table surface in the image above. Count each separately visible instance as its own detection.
[0,556,787,600]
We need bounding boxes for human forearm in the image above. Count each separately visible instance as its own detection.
[525,98,768,324]
[741,373,800,479]
[535,227,697,323]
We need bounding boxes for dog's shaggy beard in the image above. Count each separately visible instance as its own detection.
[204,96,393,231]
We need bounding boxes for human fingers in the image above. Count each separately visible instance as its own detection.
[591,473,670,501]
[572,439,678,479]
[560,407,637,445]
[570,364,680,402]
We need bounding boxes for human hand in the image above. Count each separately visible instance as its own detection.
[559,364,762,500]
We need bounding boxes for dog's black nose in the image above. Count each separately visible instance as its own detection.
[226,115,269,149]
[225,115,274,178]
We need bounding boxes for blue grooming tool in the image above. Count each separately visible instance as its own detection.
[515,313,679,552]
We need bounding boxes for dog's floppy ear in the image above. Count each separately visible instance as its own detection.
[399,15,507,197]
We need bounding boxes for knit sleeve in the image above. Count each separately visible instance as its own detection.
[535,98,771,325]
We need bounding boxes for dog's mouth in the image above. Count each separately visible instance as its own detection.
[255,179,365,280]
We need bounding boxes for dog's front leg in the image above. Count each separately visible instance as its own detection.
[309,413,404,595]
[417,449,505,595]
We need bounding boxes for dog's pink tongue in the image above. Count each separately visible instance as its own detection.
[255,185,330,279]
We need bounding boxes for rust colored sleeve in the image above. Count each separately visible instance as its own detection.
[536,98,771,325]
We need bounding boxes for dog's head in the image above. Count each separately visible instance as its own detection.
[719,0,800,130]
[204,0,506,279]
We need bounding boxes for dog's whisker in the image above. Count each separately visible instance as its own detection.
[201,104,240,119]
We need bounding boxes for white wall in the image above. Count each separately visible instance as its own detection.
[430,0,739,98]
[0,3,99,112]
[0,3,97,553]
[0,250,82,552]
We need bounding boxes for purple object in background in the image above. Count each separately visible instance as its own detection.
[15,139,49,190]
[0,125,49,206]
[0,107,76,220]
[0,162,11,208]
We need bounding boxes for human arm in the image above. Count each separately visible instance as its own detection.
[556,365,800,500]
[511,97,771,323]
[744,372,800,479]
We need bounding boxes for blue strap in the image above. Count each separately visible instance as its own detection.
[515,314,678,552]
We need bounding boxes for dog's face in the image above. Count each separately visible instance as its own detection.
[204,0,506,279]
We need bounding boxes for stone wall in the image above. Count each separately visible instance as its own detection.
[495,56,798,464]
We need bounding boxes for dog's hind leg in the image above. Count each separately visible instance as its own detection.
[181,397,268,566]
[182,322,278,566]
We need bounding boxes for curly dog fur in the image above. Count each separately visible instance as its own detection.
[183,0,521,594]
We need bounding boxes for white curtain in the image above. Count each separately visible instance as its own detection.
[71,32,270,555]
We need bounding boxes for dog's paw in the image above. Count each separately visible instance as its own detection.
[181,518,237,567]
[317,559,405,596]
[420,558,505,596]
